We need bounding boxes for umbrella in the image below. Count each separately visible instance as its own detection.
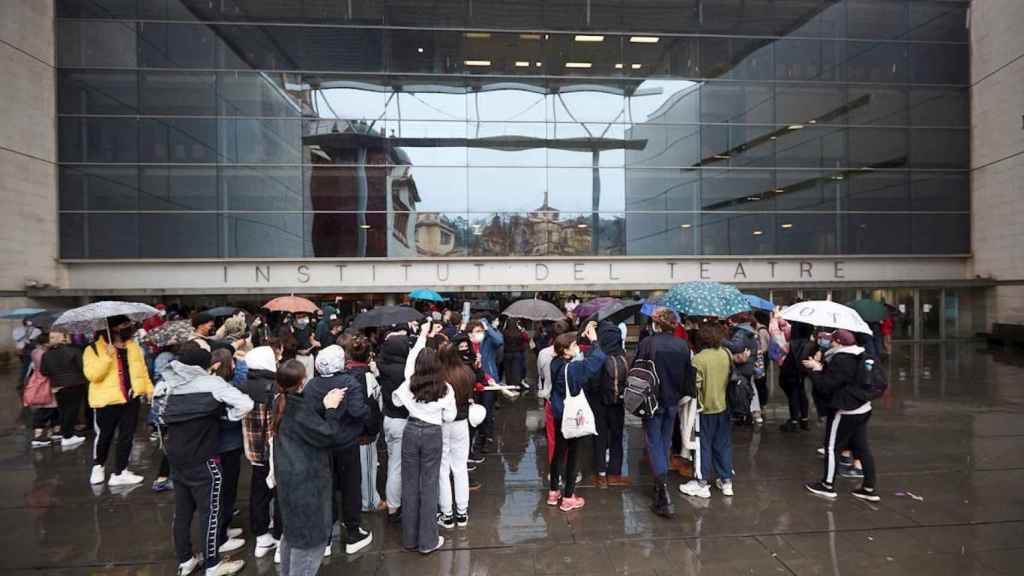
[350,305,423,329]
[663,281,751,318]
[574,297,621,320]
[0,307,46,320]
[206,306,240,318]
[52,301,160,335]
[502,299,565,322]
[588,299,643,324]
[144,320,193,348]
[744,294,775,312]
[468,299,500,312]
[640,297,667,317]
[781,300,873,335]
[27,310,66,331]
[409,289,446,303]
[263,296,320,315]
[846,299,888,323]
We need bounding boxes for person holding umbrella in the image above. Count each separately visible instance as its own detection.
[84,315,154,486]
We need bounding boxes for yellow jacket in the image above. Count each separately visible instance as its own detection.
[83,337,154,408]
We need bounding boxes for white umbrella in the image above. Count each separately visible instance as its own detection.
[52,301,160,335]
[781,300,873,335]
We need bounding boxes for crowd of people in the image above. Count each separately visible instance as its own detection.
[13,296,886,576]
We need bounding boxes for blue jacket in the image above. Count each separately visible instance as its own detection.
[218,359,249,454]
[549,345,607,420]
[478,324,504,382]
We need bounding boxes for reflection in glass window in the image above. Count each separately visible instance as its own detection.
[141,71,217,116]
[140,214,219,258]
[845,214,911,254]
[59,118,138,163]
[222,166,302,211]
[58,20,137,67]
[229,213,305,258]
[59,70,139,115]
[60,165,139,211]
[140,166,218,211]
[140,118,220,163]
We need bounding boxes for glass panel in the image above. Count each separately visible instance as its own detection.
[845,0,908,40]
[139,23,217,68]
[909,87,968,127]
[843,42,907,84]
[845,213,911,254]
[699,212,775,256]
[911,172,969,212]
[141,71,217,116]
[305,165,391,212]
[920,289,942,340]
[774,125,847,169]
[911,44,969,85]
[910,129,969,169]
[701,170,774,210]
[910,2,968,43]
[775,39,838,81]
[626,212,696,256]
[218,72,301,117]
[58,0,137,18]
[59,165,138,211]
[59,213,85,259]
[849,128,907,169]
[943,291,961,339]
[308,212,387,257]
[547,123,627,168]
[230,213,305,257]
[139,166,218,211]
[140,214,219,257]
[413,212,468,257]
[221,166,303,211]
[139,118,220,163]
[58,20,137,67]
[912,214,969,254]
[224,119,302,163]
[59,117,138,163]
[846,85,907,126]
[59,70,139,115]
[774,213,837,255]
[84,213,140,258]
[775,171,839,211]
[702,37,773,80]
[776,83,846,126]
[844,172,909,211]
[624,124,701,168]
[468,167,545,212]
[625,169,700,212]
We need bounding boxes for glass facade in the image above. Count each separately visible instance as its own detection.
[55,0,970,259]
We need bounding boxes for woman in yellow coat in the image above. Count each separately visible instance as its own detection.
[83,315,153,487]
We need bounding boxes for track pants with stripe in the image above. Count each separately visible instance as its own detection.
[173,458,223,569]
[822,411,876,489]
[694,412,733,483]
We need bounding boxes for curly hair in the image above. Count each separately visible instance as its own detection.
[651,308,679,333]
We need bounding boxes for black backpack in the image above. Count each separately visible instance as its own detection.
[725,349,755,418]
[359,370,383,441]
[624,359,660,419]
[855,354,888,400]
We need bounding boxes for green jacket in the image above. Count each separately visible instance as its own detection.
[693,347,732,415]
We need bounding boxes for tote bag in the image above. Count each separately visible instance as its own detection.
[23,366,55,408]
[561,364,597,439]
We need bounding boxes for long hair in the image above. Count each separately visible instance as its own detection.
[409,347,448,403]
[696,323,724,351]
[271,359,306,436]
[210,348,234,381]
[437,343,473,409]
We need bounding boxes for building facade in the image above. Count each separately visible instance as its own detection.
[1,0,1022,344]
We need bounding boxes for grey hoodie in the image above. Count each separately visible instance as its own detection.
[155,361,254,468]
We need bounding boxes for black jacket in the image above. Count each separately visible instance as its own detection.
[810,347,871,412]
[273,393,339,549]
[303,372,366,451]
[633,332,694,407]
[377,335,410,419]
[241,368,276,406]
[592,321,628,405]
[40,344,87,388]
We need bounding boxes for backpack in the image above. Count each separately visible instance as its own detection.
[624,359,660,419]
[361,371,383,442]
[725,349,754,418]
[855,354,888,400]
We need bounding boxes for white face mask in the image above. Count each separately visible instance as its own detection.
[471,332,485,344]
[296,318,309,328]
[573,350,584,362]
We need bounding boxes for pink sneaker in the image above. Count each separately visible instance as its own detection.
[546,491,561,506]
[559,495,586,512]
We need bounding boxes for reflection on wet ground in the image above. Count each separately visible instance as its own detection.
[2,342,1023,575]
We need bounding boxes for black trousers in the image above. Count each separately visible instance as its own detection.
[475,390,496,445]
[549,419,579,497]
[217,448,243,544]
[823,411,876,489]
[592,401,625,476]
[331,444,363,537]
[32,408,59,430]
[504,351,525,388]
[781,376,810,422]
[56,386,86,438]
[250,464,282,539]
[173,458,223,569]
[93,397,140,473]
[755,376,768,409]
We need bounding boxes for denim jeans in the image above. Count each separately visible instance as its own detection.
[643,404,679,478]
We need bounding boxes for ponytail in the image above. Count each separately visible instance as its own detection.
[271,359,306,435]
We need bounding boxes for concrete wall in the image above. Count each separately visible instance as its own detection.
[0,0,60,354]
[969,0,1024,327]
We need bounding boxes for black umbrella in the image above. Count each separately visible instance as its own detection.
[593,300,643,324]
[206,306,240,318]
[350,305,424,330]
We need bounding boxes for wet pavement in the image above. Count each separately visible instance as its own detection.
[2,341,1023,575]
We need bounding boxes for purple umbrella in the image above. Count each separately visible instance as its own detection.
[574,297,621,320]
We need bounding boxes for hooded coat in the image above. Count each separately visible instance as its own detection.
[592,321,628,406]
[811,345,871,413]
[154,361,253,469]
[303,349,367,451]
[724,323,759,378]
[377,334,410,419]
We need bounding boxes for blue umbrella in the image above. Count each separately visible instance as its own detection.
[663,281,751,318]
[409,289,445,303]
[640,297,666,317]
[744,294,775,312]
[0,308,46,320]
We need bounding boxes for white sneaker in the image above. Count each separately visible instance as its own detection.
[61,436,86,448]
[90,465,106,485]
[716,479,734,497]
[323,543,332,557]
[205,559,245,576]
[31,437,52,448]
[177,555,201,576]
[679,480,711,499]
[817,447,826,457]
[226,527,243,539]
[108,470,144,486]
[218,538,245,554]
[421,535,445,555]
[345,528,373,554]
[273,546,281,564]
[254,534,278,558]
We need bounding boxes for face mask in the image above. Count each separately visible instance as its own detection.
[117,327,134,340]
[296,318,309,328]
[471,333,484,344]
[459,350,476,364]
[573,350,584,362]
[817,338,832,350]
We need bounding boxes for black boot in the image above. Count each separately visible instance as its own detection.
[651,475,675,518]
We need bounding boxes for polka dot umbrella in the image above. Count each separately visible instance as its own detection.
[662,281,751,318]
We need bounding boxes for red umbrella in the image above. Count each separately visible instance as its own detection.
[263,296,320,314]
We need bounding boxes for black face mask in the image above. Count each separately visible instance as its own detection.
[459,349,475,364]
[116,327,134,341]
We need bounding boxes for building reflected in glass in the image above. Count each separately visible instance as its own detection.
[55,0,969,259]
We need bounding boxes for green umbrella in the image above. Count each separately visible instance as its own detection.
[846,298,888,323]
[662,281,751,318]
